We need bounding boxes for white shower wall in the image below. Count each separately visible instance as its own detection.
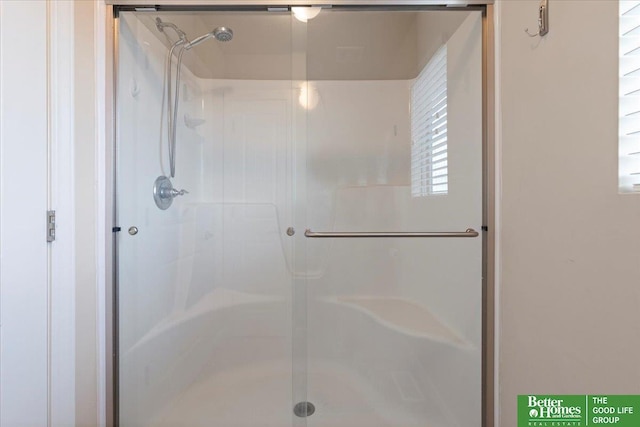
[117,15,225,424]
[118,11,481,427]
[304,13,482,427]
[118,14,299,424]
[118,14,208,352]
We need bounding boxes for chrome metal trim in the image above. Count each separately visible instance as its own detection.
[111,9,120,427]
[304,228,479,238]
[481,5,496,427]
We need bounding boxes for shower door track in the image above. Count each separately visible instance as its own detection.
[105,3,496,427]
[107,0,494,8]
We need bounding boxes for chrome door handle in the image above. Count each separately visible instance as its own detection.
[304,228,479,238]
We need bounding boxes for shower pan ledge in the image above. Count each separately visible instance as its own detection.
[323,296,470,348]
[126,288,282,355]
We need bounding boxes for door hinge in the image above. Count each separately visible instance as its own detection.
[47,210,56,242]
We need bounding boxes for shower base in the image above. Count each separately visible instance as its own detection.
[149,360,439,427]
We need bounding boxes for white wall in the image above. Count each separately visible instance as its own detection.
[497,0,640,425]
[0,2,87,425]
[0,2,50,425]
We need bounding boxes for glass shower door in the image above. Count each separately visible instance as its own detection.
[116,10,305,426]
[116,7,484,427]
[298,9,484,427]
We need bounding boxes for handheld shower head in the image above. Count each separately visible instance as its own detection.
[184,27,233,49]
[213,27,233,42]
[184,33,215,50]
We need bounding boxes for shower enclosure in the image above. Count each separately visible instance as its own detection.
[114,4,488,426]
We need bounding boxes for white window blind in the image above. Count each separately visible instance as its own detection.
[411,45,448,197]
[620,1,640,192]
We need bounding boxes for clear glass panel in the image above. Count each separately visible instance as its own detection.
[116,11,303,426]
[117,7,483,427]
[302,10,483,427]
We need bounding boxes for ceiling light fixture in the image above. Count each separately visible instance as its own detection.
[292,7,322,23]
[299,82,319,110]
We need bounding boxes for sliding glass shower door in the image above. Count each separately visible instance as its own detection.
[117,10,305,426]
[116,7,483,427]
[298,9,483,427]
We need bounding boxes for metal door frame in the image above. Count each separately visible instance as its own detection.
[104,3,496,426]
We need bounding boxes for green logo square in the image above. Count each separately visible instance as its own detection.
[519,395,640,427]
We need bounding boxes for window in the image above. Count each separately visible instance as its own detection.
[411,46,448,197]
[620,1,640,192]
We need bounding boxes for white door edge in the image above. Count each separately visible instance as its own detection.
[95,2,113,426]
[49,0,77,425]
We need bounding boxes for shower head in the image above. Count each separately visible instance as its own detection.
[213,27,233,42]
[184,27,233,49]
